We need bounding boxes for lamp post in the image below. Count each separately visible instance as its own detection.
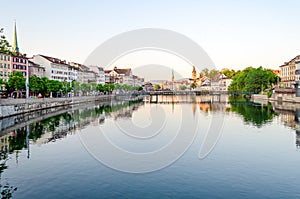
[26,59,29,98]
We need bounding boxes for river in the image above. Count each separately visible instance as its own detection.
[0,95,300,198]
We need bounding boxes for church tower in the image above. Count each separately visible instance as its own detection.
[13,21,20,54]
[192,66,197,82]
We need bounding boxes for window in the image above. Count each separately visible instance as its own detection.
[3,64,6,68]
[7,64,10,69]
[7,56,10,61]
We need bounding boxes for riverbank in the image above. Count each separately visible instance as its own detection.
[252,93,300,104]
[0,95,144,118]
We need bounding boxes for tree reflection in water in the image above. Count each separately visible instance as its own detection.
[229,96,277,127]
[0,151,17,199]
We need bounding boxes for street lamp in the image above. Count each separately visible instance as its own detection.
[26,58,29,98]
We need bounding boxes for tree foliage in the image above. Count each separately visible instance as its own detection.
[0,28,12,54]
[221,68,236,78]
[190,82,197,90]
[7,71,25,92]
[153,84,161,91]
[228,67,280,94]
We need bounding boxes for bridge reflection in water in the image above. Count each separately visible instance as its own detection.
[145,94,231,104]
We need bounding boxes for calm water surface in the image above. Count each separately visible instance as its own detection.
[1,96,300,198]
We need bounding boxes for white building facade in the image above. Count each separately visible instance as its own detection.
[32,55,77,83]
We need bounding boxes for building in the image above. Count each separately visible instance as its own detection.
[132,75,144,87]
[10,21,29,78]
[77,70,97,83]
[32,55,76,82]
[11,55,28,77]
[296,59,300,82]
[104,66,133,85]
[0,53,11,82]
[28,60,45,78]
[88,66,105,85]
[279,55,300,88]
[69,62,96,83]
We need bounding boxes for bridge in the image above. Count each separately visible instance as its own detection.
[146,90,253,103]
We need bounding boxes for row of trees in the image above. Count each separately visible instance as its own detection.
[0,71,143,98]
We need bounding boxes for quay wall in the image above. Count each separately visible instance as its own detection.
[0,95,113,118]
[252,93,300,104]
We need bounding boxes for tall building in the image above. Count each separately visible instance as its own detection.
[279,55,300,88]
[0,53,11,82]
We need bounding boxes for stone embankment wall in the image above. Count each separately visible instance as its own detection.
[0,96,113,118]
[252,93,300,104]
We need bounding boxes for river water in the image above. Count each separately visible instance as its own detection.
[1,95,300,198]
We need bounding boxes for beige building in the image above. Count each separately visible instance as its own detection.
[280,55,300,88]
[0,53,11,82]
[104,66,133,85]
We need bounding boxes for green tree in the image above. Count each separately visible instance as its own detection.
[0,78,6,91]
[200,68,209,77]
[190,82,197,90]
[154,84,161,91]
[208,69,220,80]
[221,68,236,78]
[179,85,187,90]
[0,28,12,54]
[73,81,80,95]
[89,82,97,92]
[228,67,280,94]
[7,71,25,94]
[29,75,44,96]
[97,84,104,92]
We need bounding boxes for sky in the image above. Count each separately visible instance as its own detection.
[2,0,300,80]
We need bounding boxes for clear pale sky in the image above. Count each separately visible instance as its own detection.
[2,0,300,73]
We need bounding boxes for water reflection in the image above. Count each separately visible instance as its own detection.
[229,96,277,127]
[1,96,300,198]
[2,96,300,155]
[0,151,17,198]
[0,101,144,156]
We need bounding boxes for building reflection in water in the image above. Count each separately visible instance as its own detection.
[2,96,300,159]
[0,101,144,157]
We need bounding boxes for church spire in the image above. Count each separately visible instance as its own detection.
[171,68,174,83]
[13,21,20,54]
[192,66,197,82]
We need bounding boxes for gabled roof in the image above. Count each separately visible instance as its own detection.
[39,54,68,65]
[279,55,300,68]
[104,67,132,76]
[28,60,44,69]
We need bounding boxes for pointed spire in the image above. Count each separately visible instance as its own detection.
[13,20,20,54]
[171,68,174,83]
[192,66,197,82]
